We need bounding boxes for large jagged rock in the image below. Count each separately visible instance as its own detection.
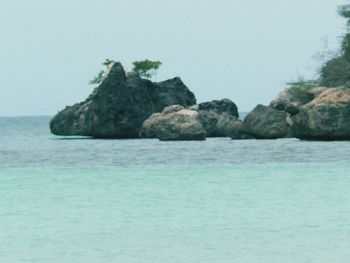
[197,99,239,137]
[140,105,206,141]
[50,63,196,138]
[292,88,350,140]
[241,104,292,139]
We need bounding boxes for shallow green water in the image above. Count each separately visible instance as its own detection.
[1,117,350,262]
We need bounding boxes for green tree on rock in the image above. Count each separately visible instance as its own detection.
[132,60,162,79]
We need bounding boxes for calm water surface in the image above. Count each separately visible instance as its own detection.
[1,116,350,263]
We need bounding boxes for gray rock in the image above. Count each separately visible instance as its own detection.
[242,104,292,139]
[270,86,314,108]
[292,88,350,140]
[198,99,238,117]
[197,99,239,137]
[307,87,328,98]
[140,106,206,141]
[216,113,253,139]
[50,63,196,138]
[270,86,328,116]
[270,100,299,116]
[161,105,185,114]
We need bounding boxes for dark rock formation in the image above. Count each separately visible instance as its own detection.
[216,113,254,139]
[241,104,292,139]
[292,88,350,140]
[140,105,206,141]
[197,99,239,137]
[50,63,196,138]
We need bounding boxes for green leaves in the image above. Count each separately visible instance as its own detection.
[89,59,162,85]
[317,3,350,87]
[338,4,350,19]
[132,60,162,79]
[102,59,115,67]
[89,70,105,85]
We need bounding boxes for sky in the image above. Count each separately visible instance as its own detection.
[0,0,347,116]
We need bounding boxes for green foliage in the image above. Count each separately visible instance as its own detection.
[132,60,162,79]
[317,3,350,87]
[341,34,350,59]
[102,59,115,66]
[89,59,115,85]
[338,4,350,19]
[287,78,319,91]
[320,56,350,87]
[89,70,105,85]
[89,59,162,85]
[338,4,350,59]
[285,78,318,104]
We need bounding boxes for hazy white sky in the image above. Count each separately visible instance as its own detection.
[0,0,346,116]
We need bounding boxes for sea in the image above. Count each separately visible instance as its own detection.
[1,116,350,263]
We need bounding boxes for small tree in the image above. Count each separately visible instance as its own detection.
[89,70,105,85]
[102,59,115,66]
[132,60,162,79]
[318,3,350,87]
[338,4,350,59]
[89,59,115,85]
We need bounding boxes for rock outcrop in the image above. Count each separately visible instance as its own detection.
[197,99,239,137]
[141,99,249,140]
[51,60,350,141]
[241,104,292,139]
[270,86,328,116]
[140,105,206,141]
[216,113,254,139]
[292,88,350,140]
[50,63,196,138]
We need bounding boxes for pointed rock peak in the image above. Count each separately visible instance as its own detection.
[171,77,183,83]
[104,62,126,83]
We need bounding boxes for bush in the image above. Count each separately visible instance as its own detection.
[285,79,319,104]
[132,60,162,79]
[320,56,350,87]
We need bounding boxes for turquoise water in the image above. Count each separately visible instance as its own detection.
[1,117,350,262]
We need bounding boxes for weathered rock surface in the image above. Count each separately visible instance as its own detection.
[292,88,350,140]
[141,99,247,140]
[197,99,239,137]
[216,113,254,139]
[270,87,312,108]
[270,86,328,116]
[50,63,196,138]
[241,104,292,139]
[140,105,206,141]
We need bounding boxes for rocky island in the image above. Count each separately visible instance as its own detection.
[50,61,350,141]
[50,4,350,141]
[50,62,196,138]
[50,62,243,140]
